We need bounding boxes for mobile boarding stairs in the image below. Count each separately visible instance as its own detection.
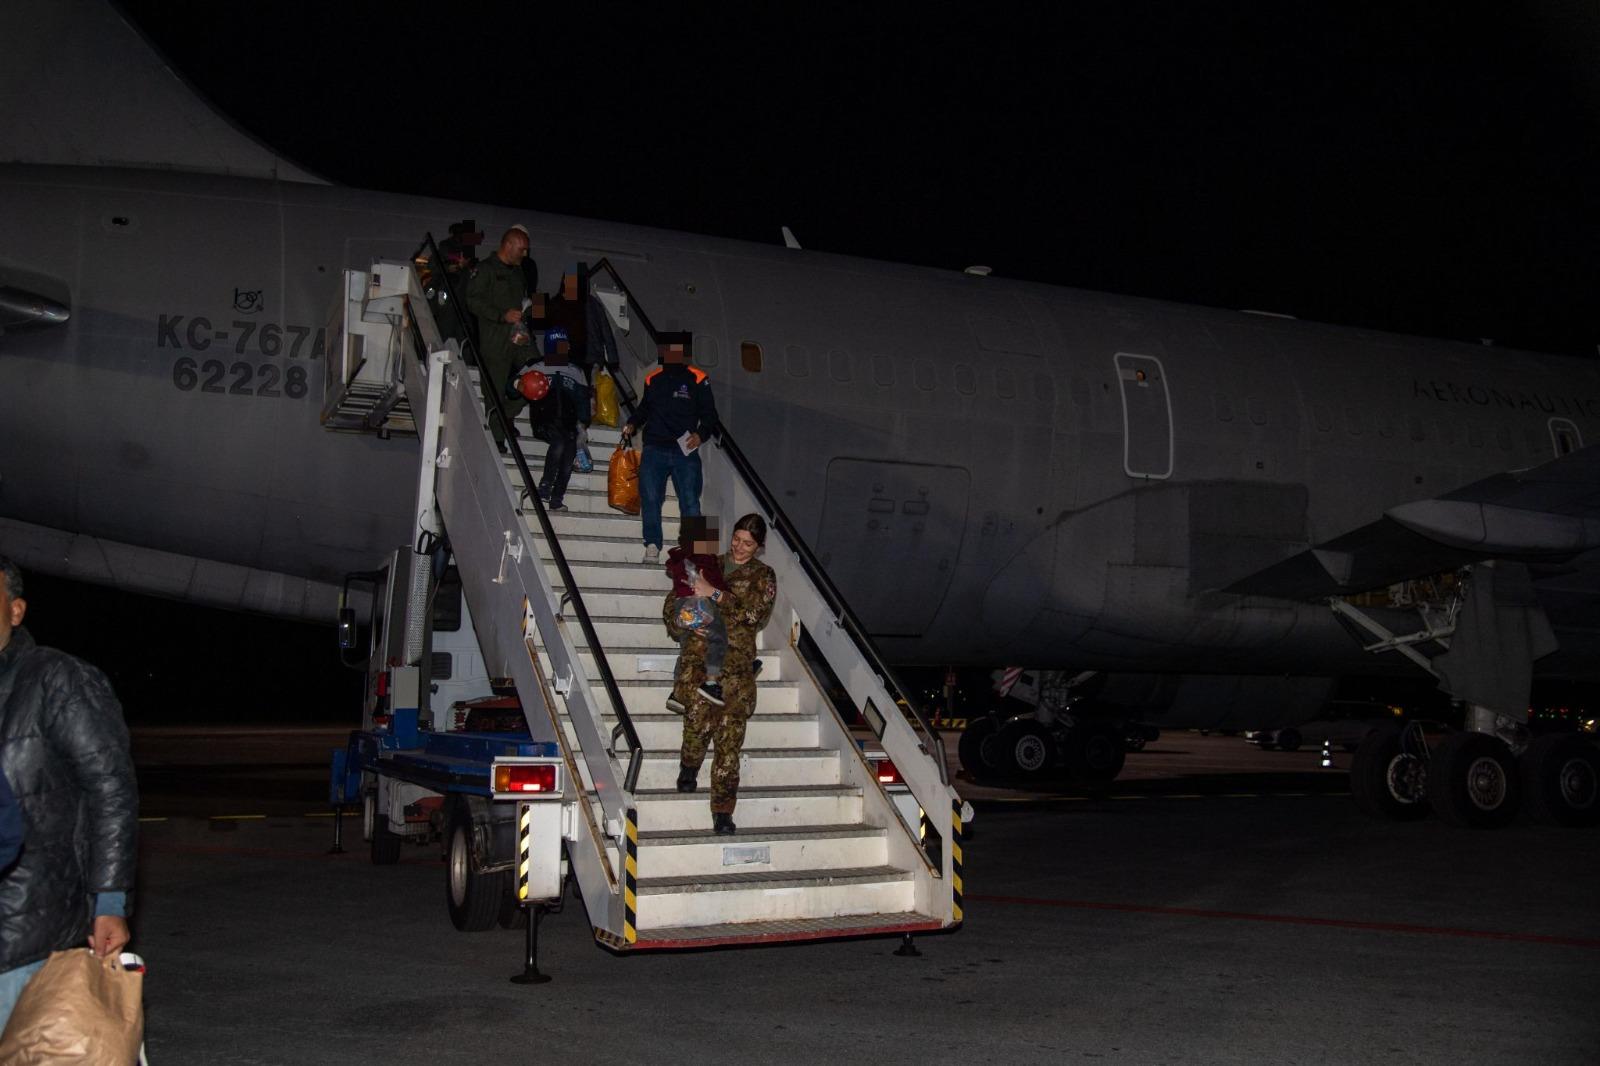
[324,240,967,955]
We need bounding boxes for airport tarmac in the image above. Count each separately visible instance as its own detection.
[128,730,1598,1064]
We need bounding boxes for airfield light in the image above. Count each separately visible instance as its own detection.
[494,764,558,794]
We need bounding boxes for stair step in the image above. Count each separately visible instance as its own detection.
[545,647,783,681]
[534,534,659,565]
[628,784,862,832]
[576,616,769,651]
[585,711,819,749]
[600,680,802,716]
[556,588,675,618]
[630,911,942,949]
[634,865,916,929]
[546,511,672,540]
[563,563,674,591]
[632,747,839,790]
[543,488,680,518]
[633,823,888,879]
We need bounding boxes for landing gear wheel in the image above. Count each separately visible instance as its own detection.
[1066,724,1125,791]
[1521,734,1600,827]
[1428,731,1520,829]
[1275,728,1302,753]
[446,802,509,931]
[368,793,401,865]
[997,719,1055,780]
[958,717,1004,782]
[1350,723,1429,821]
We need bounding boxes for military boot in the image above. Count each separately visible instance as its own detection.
[712,812,736,835]
[676,765,698,793]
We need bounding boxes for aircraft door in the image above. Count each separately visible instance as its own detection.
[1115,352,1173,479]
[815,459,970,637]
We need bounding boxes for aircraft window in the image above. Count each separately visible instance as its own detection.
[740,342,763,373]
[1439,419,1460,445]
[954,364,977,395]
[1035,373,1056,406]
[914,359,936,391]
[829,349,852,382]
[785,344,810,378]
[1215,394,1235,422]
[1549,418,1582,457]
[1377,416,1395,439]
[1468,424,1484,448]
[1342,407,1363,436]
[698,335,720,368]
[1247,398,1268,426]
[1496,426,1513,451]
[994,367,1016,398]
[873,354,896,387]
[1407,415,1426,442]
[1312,405,1332,432]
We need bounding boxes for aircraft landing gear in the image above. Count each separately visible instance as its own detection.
[1520,733,1600,827]
[957,717,1005,782]
[1350,722,1430,821]
[1428,731,1521,829]
[997,719,1055,780]
[1064,723,1125,791]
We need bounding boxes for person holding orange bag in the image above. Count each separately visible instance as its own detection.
[619,332,718,563]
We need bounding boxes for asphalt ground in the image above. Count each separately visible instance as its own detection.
[127,729,1599,1064]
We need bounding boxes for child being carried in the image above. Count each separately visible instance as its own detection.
[665,516,730,709]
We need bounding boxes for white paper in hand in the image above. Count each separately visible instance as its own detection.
[677,431,699,456]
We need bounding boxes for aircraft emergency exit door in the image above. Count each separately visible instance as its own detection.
[1115,352,1174,480]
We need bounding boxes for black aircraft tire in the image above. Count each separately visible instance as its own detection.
[1350,724,1429,821]
[369,793,401,866]
[1276,728,1302,753]
[997,720,1055,780]
[446,803,508,932]
[1066,724,1126,790]
[1521,734,1600,828]
[1428,732,1521,829]
[958,718,1003,781]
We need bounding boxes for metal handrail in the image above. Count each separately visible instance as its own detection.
[412,235,643,792]
[579,259,949,783]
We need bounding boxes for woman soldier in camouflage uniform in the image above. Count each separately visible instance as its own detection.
[663,513,777,834]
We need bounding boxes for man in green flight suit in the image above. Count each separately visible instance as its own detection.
[465,225,534,447]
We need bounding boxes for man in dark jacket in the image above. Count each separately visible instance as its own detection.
[620,332,718,562]
[465,226,535,448]
[0,556,138,1028]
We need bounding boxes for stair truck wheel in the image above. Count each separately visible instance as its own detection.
[1275,727,1302,753]
[958,717,1003,781]
[1065,723,1125,791]
[445,800,509,931]
[1521,734,1600,827]
[368,792,401,865]
[1350,723,1429,821]
[1428,731,1521,828]
[997,719,1055,780]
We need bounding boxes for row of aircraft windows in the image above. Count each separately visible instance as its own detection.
[720,340,1056,402]
[1212,392,1577,455]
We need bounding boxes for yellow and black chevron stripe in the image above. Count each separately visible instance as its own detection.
[623,807,639,944]
[516,802,532,903]
[951,799,965,924]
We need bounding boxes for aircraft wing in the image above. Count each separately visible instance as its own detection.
[1226,444,1600,601]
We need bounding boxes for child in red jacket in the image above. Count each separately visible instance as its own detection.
[665,516,729,708]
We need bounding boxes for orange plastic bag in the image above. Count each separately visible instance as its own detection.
[0,949,144,1065]
[607,444,641,515]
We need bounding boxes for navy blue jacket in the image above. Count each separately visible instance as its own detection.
[625,364,718,449]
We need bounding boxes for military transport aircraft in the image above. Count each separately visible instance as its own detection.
[2,0,1597,828]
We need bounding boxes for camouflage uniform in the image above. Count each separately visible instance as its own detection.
[665,555,778,814]
[463,255,529,444]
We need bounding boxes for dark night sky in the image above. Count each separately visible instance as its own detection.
[29,3,1600,721]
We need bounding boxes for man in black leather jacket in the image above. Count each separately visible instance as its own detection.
[0,556,138,1028]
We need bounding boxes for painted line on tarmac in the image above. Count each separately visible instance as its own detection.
[977,792,1349,805]
[966,894,1600,950]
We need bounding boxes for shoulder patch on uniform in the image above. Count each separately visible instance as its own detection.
[644,367,663,384]
[688,367,708,384]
